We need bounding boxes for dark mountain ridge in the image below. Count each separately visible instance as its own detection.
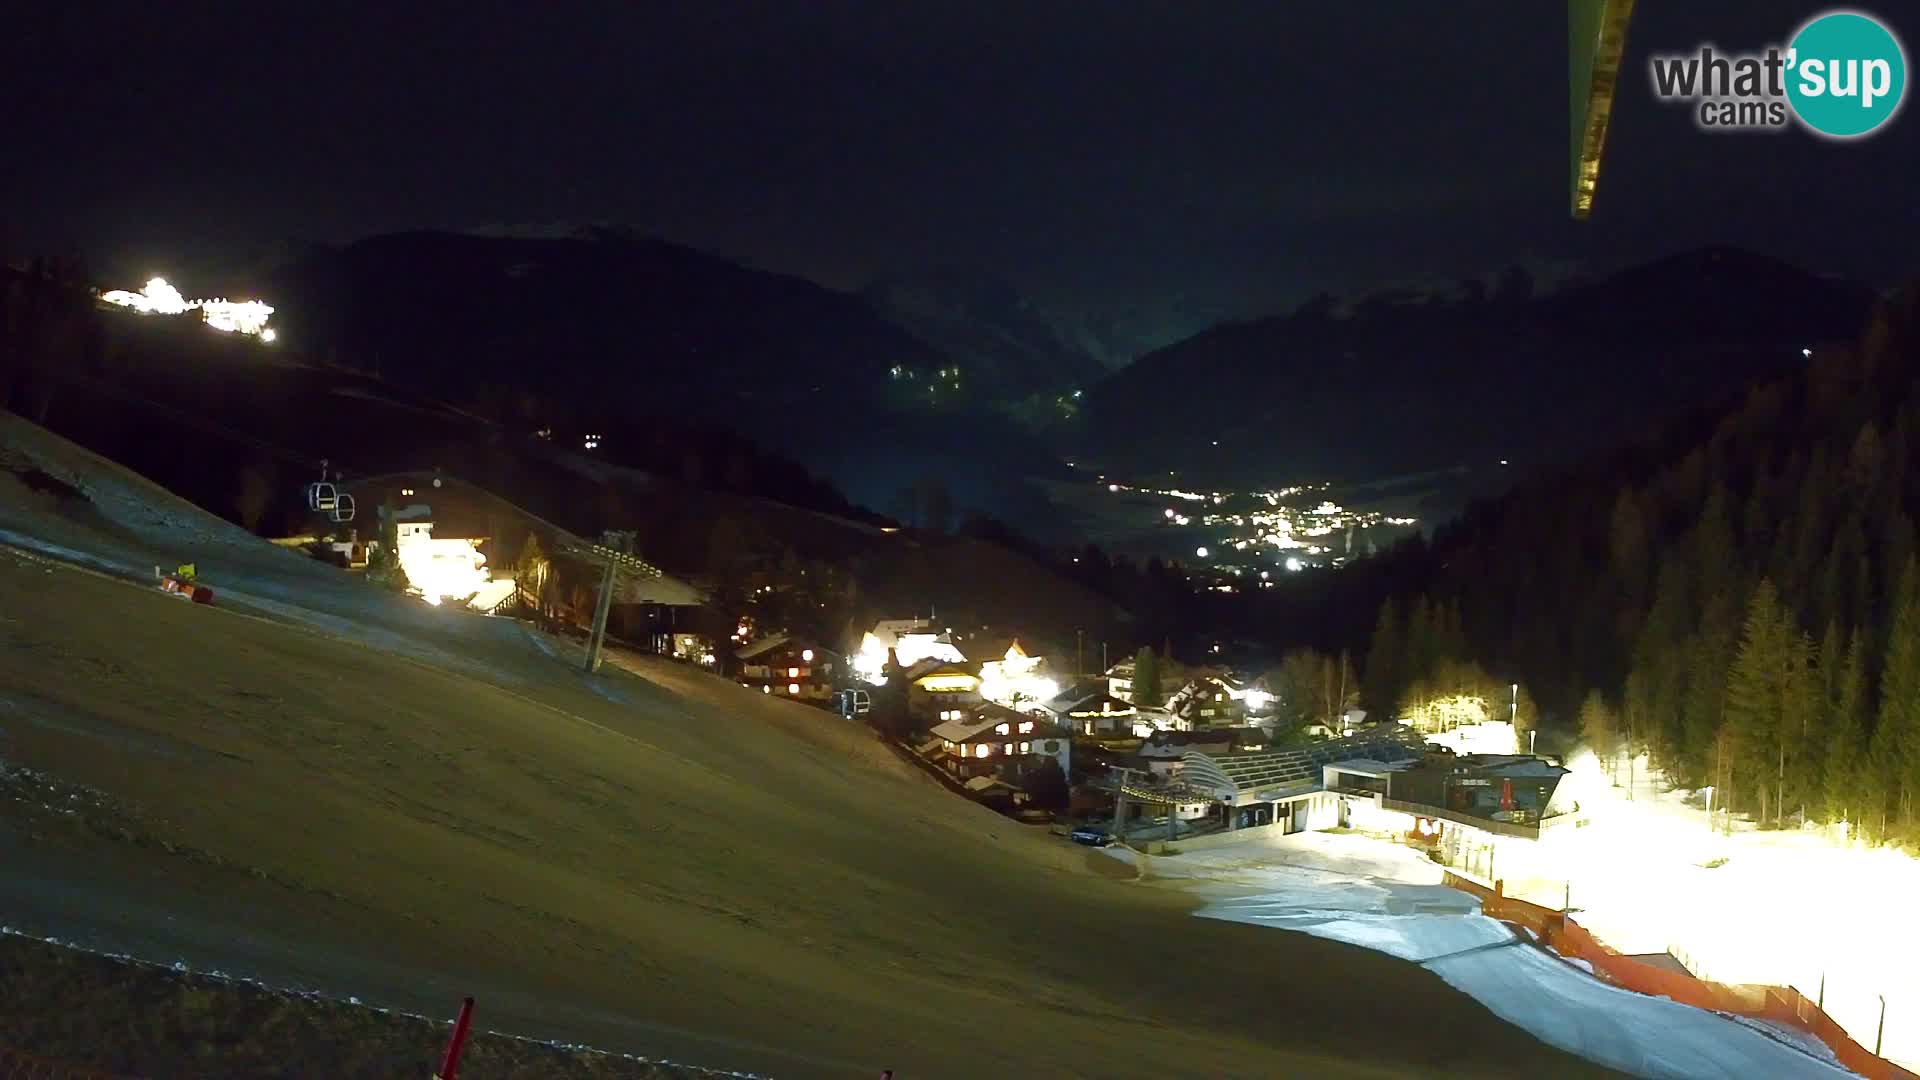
[1081,247,1879,488]
[264,228,1072,515]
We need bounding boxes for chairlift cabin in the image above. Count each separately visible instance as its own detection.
[306,481,337,512]
[329,491,356,523]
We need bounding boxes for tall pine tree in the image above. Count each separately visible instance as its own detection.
[1873,559,1920,832]
[1363,599,1402,717]
[1724,579,1789,824]
[1825,628,1868,828]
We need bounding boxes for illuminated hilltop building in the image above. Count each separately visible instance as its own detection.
[99,277,276,338]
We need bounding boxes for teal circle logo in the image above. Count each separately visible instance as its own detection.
[1786,11,1907,138]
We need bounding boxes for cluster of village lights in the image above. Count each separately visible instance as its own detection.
[1106,476,1417,572]
[100,278,277,340]
[850,632,1059,711]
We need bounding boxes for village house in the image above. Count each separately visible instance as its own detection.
[852,618,968,684]
[736,633,839,703]
[973,639,1061,714]
[1169,730,1584,855]
[1164,674,1245,730]
[1042,683,1145,737]
[905,658,983,724]
[930,703,1072,788]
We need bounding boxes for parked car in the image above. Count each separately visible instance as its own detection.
[1069,826,1116,847]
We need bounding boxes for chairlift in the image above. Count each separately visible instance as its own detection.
[306,481,338,512]
[330,492,356,523]
[305,459,336,512]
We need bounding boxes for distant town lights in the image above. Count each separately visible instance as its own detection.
[1285,557,1304,572]
[1195,546,1209,558]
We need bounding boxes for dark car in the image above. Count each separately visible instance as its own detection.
[1069,826,1116,847]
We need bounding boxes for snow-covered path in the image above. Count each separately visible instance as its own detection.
[1130,833,1855,1079]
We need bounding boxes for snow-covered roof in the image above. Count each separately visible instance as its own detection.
[1181,728,1430,801]
[1480,759,1570,780]
[964,775,1019,794]
[868,618,931,646]
[1324,757,1420,777]
[931,713,1003,743]
[735,633,793,660]
[1043,684,1134,716]
[905,658,976,683]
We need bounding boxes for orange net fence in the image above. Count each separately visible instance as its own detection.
[1444,871,1917,1080]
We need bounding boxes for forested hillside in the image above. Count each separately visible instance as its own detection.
[1342,280,1920,843]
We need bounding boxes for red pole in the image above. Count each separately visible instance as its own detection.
[437,997,475,1080]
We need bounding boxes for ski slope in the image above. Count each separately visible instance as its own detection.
[1146,833,1854,1079]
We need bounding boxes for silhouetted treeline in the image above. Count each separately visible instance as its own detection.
[1327,280,1920,841]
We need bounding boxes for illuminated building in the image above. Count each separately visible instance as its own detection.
[927,703,1072,794]
[99,277,276,337]
[736,633,839,702]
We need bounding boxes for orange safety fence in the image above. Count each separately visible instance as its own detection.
[1443,872,1916,1080]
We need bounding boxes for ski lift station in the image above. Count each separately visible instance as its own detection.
[341,472,702,619]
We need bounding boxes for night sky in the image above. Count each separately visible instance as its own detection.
[5,0,1914,347]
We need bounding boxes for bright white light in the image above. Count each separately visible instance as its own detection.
[978,644,1057,709]
[1195,546,1209,558]
[200,299,274,335]
[260,328,278,343]
[101,278,192,315]
[394,521,504,609]
[1425,720,1518,755]
[102,278,277,337]
[852,628,961,685]
[801,649,814,662]
[1164,508,1175,519]
[1499,459,1509,466]
[788,683,800,695]
[1109,484,1121,493]
[762,685,771,694]
[1260,570,1271,580]
[1802,347,1813,358]
[1285,557,1303,572]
